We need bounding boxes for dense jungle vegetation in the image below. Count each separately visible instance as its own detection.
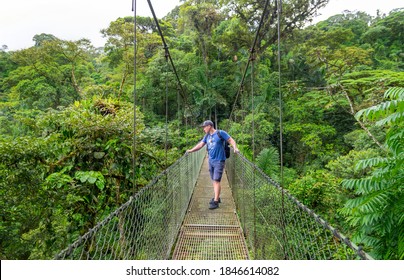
[0,0,403,260]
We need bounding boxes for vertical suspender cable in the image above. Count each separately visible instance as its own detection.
[132,0,137,194]
[277,0,288,260]
[164,46,170,241]
[250,49,257,259]
[178,89,180,131]
[224,0,270,257]
[241,85,246,237]
[251,52,256,161]
[215,105,218,129]
[165,47,169,167]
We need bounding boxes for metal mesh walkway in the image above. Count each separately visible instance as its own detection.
[172,156,249,260]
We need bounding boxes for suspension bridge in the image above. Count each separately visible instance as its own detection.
[55,149,371,260]
[55,0,373,260]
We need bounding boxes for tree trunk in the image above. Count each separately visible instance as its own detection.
[341,86,385,150]
[71,64,82,97]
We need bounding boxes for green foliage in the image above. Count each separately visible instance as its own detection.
[326,149,380,179]
[0,136,54,259]
[226,112,275,159]
[341,87,404,259]
[2,39,95,110]
[356,87,404,125]
[0,47,16,80]
[287,170,345,225]
[256,146,280,180]
[75,171,106,190]
[213,17,250,53]
[343,129,385,151]
[0,97,167,259]
[362,10,404,70]
[1,1,403,260]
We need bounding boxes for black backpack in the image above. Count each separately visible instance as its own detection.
[217,130,231,159]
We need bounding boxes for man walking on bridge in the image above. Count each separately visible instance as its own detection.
[186,120,239,210]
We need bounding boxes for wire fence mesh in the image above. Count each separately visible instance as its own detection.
[226,152,373,260]
[55,149,205,260]
[56,148,373,260]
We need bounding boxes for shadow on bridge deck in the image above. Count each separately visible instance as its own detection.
[172,156,249,260]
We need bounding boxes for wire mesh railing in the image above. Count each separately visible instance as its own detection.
[55,149,205,260]
[226,152,373,260]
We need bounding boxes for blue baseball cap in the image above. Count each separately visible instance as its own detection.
[200,120,214,127]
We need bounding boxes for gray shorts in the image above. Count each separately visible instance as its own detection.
[209,160,225,182]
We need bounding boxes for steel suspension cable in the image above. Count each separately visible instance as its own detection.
[146,0,196,121]
[228,0,271,124]
[276,0,288,260]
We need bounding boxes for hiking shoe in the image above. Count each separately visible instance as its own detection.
[209,200,219,210]
[210,197,221,203]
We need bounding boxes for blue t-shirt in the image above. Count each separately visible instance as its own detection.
[203,130,230,161]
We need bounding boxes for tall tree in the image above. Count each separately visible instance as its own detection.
[220,0,330,55]
[4,38,93,109]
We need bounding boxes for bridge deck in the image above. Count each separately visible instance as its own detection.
[172,156,249,260]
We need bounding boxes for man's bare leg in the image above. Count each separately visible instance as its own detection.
[213,180,221,202]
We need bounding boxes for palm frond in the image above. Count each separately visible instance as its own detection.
[384,87,404,100]
[355,87,404,123]
[256,147,280,178]
[376,111,404,126]
[355,157,387,170]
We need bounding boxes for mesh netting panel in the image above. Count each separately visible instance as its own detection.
[55,149,205,260]
[226,152,372,260]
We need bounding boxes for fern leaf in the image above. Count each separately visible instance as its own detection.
[356,87,404,123]
[386,130,404,155]
[376,112,404,126]
[384,87,404,100]
[341,178,359,190]
[256,147,280,177]
[361,100,401,121]
[355,157,387,170]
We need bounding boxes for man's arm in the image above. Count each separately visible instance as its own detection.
[227,137,239,154]
[186,141,205,154]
